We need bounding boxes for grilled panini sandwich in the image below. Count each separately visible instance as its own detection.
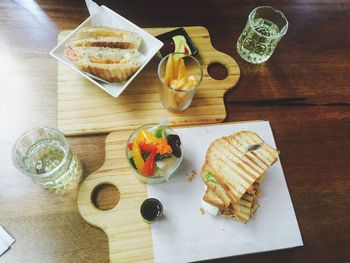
[64,26,142,82]
[200,131,279,223]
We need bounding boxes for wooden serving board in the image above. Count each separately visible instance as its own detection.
[57,26,240,136]
[77,121,302,263]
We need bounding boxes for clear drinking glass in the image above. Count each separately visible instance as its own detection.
[158,53,203,112]
[12,127,83,193]
[237,6,288,64]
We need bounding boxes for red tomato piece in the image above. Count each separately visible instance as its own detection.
[140,150,156,176]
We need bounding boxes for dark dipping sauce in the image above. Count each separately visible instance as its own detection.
[162,39,175,55]
[140,198,163,222]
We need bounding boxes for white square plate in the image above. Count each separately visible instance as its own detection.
[148,121,303,262]
[50,5,163,97]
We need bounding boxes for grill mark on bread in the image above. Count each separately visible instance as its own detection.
[210,142,253,186]
[220,138,258,182]
[207,163,241,203]
[228,141,262,178]
[211,139,256,182]
[233,132,270,168]
[238,132,278,165]
[229,136,267,170]
[227,139,264,176]
[207,151,248,202]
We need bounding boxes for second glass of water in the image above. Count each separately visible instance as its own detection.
[237,6,288,64]
[12,127,83,193]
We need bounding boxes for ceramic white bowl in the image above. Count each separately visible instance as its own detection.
[50,5,163,97]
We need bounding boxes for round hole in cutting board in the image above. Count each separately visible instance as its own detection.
[91,183,120,211]
[207,62,228,80]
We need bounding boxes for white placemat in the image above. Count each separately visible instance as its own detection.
[148,121,303,263]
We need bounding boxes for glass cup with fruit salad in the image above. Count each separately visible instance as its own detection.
[126,124,183,183]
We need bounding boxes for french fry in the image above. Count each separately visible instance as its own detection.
[176,77,186,89]
[164,54,174,85]
[170,77,186,90]
[170,79,178,89]
[177,58,187,80]
[187,75,196,82]
[182,82,193,90]
[173,58,180,80]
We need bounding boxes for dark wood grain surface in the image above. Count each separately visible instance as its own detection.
[0,0,349,262]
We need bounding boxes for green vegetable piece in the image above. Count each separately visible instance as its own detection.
[155,153,172,161]
[129,158,137,169]
[154,126,166,138]
[205,171,216,183]
[142,152,150,161]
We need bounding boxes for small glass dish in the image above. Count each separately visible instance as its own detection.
[126,124,183,184]
[156,27,198,57]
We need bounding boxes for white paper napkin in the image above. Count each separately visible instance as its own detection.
[85,0,100,17]
[0,226,15,256]
[148,121,303,263]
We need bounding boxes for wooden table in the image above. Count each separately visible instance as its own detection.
[0,0,349,262]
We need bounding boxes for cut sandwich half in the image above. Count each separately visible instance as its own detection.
[200,130,278,223]
[65,47,141,82]
[64,26,143,82]
[205,131,279,204]
[200,164,231,209]
[202,169,264,223]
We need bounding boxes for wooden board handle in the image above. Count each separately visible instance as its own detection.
[77,169,119,229]
[77,131,153,262]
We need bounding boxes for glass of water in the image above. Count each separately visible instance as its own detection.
[12,127,83,193]
[237,6,288,64]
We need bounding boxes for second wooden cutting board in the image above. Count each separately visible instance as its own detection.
[77,121,303,262]
[57,26,240,136]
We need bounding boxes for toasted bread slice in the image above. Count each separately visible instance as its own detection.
[76,26,135,39]
[205,131,279,204]
[64,47,141,82]
[71,26,141,49]
[203,185,261,223]
[203,188,226,211]
[67,34,141,50]
[200,164,231,208]
[202,168,264,223]
[65,47,141,63]
[232,184,260,223]
[203,189,233,216]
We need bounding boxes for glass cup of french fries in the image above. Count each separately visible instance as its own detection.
[157,53,203,112]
